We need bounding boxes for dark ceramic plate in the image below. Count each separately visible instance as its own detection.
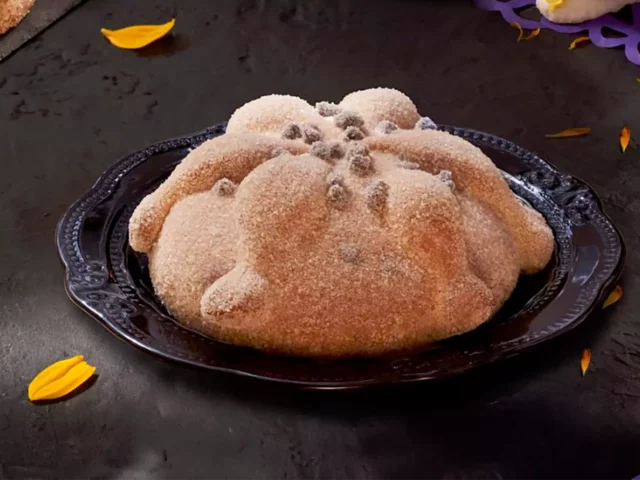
[56,124,625,389]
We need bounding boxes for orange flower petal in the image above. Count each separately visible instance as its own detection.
[620,126,631,153]
[510,21,524,42]
[569,36,591,50]
[522,28,541,41]
[603,285,623,309]
[28,356,96,402]
[545,127,591,138]
[101,18,176,50]
[581,348,591,376]
[28,355,84,400]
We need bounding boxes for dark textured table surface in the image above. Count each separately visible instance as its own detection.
[1,1,639,479]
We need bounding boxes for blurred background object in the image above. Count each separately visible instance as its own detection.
[475,0,640,65]
[0,0,85,62]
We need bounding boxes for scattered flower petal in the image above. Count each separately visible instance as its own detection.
[28,355,96,402]
[522,28,541,41]
[101,18,176,50]
[569,36,591,50]
[581,348,591,376]
[510,21,524,42]
[620,126,631,153]
[603,285,623,309]
[545,127,591,138]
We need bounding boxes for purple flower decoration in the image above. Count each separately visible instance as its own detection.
[473,0,640,66]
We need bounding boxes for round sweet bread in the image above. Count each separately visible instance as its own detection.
[0,0,36,35]
[129,88,554,357]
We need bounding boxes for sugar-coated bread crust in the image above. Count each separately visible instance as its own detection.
[130,88,554,357]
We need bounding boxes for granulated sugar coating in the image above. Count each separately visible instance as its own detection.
[341,88,421,129]
[212,178,237,196]
[315,101,341,117]
[344,126,365,142]
[310,141,332,160]
[301,123,323,144]
[334,111,365,130]
[327,141,345,159]
[0,0,36,35]
[129,88,554,357]
[376,120,399,135]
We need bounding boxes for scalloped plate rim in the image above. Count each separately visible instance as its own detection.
[55,123,626,389]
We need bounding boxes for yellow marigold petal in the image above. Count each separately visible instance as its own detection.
[545,127,591,138]
[510,21,524,42]
[620,126,631,153]
[32,363,96,401]
[28,355,84,400]
[101,18,175,50]
[580,348,591,376]
[569,36,591,50]
[28,356,96,402]
[603,285,623,309]
[522,28,541,41]
[549,0,566,12]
